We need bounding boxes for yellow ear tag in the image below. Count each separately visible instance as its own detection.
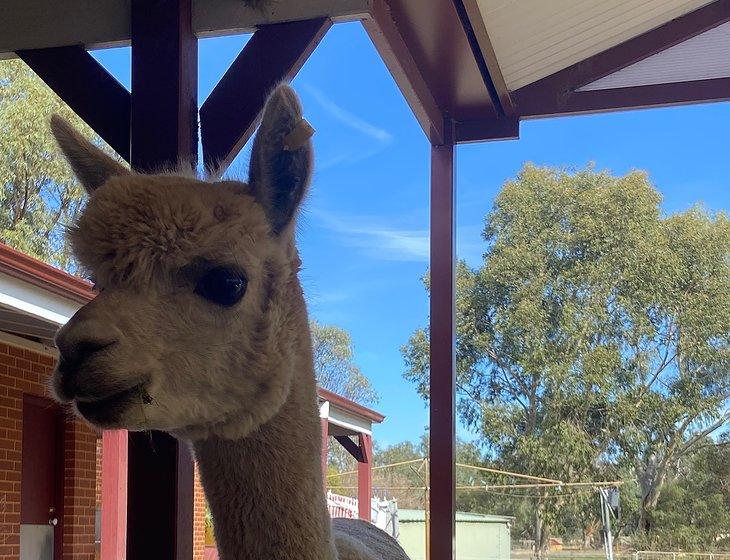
[283,118,315,151]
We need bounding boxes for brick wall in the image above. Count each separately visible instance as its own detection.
[193,463,207,560]
[0,339,97,560]
[63,421,98,560]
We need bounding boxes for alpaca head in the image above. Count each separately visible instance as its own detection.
[50,85,313,440]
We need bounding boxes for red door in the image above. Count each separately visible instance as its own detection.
[21,396,62,560]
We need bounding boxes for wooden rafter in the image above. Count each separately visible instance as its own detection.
[516,77,730,119]
[17,46,131,161]
[199,18,331,173]
[362,0,445,145]
[334,435,366,463]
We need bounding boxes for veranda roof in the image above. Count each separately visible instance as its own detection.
[2,0,728,145]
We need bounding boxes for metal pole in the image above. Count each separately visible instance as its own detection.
[600,489,615,560]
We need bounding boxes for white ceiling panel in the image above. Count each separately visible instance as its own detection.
[476,0,715,90]
[579,20,730,90]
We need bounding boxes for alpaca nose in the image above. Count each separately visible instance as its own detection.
[58,339,115,369]
[55,337,116,401]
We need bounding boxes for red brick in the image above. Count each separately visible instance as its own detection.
[7,347,24,358]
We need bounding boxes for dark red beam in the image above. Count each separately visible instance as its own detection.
[200,18,331,173]
[335,435,365,462]
[127,1,196,559]
[517,77,730,118]
[429,119,456,560]
[17,46,131,161]
[515,0,730,102]
[131,0,198,172]
[455,116,519,143]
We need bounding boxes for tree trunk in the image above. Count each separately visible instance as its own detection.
[638,471,666,532]
[533,496,547,560]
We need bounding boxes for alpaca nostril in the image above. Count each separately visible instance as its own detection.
[55,340,116,401]
[59,339,116,369]
[76,340,115,362]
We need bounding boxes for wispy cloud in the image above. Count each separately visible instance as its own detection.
[302,84,393,169]
[303,84,393,143]
[308,208,489,265]
[310,207,429,262]
[305,289,352,306]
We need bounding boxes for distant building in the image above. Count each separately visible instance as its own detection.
[397,509,514,560]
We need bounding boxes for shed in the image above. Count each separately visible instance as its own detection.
[397,510,514,560]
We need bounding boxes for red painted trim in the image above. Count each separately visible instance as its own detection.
[321,418,329,486]
[429,122,456,560]
[514,0,730,107]
[101,430,128,560]
[17,46,132,162]
[0,242,94,304]
[200,18,331,173]
[357,434,373,521]
[317,388,385,424]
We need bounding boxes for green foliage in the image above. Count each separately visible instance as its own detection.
[311,320,379,405]
[637,439,730,551]
[402,164,730,547]
[0,60,116,271]
[311,320,380,481]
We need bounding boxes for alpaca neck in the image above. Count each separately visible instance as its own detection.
[193,291,336,560]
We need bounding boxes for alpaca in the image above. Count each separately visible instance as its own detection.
[49,84,411,560]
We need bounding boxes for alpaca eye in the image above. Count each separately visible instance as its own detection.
[195,267,248,307]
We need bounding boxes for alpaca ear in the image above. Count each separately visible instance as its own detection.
[248,84,313,235]
[50,115,129,194]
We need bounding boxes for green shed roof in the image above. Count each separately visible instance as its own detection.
[397,510,514,524]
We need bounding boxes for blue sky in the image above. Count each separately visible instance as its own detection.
[92,22,729,448]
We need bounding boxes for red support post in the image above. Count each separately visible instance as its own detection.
[127,1,197,559]
[429,119,456,560]
[357,434,373,522]
[321,418,330,486]
[101,430,128,560]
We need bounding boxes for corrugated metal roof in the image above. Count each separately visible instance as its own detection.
[476,0,714,90]
[579,20,730,90]
[397,509,514,524]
